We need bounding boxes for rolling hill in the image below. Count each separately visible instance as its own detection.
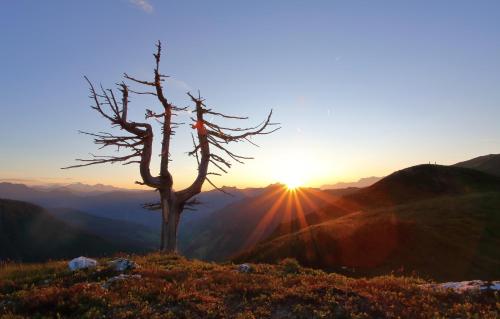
[454,153,500,177]
[47,208,159,252]
[235,165,500,281]
[0,199,128,262]
[344,164,500,208]
[0,182,160,228]
[180,184,350,260]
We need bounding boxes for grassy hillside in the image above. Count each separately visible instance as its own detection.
[0,199,129,262]
[0,254,497,318]
[48,208,159,252]
[0,183,161,228]
[181,185,347,261]
[344,164,500,208]
[454,153,500,177]
[236,165,500,281]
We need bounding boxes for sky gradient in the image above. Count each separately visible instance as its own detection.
[1,0,499,190]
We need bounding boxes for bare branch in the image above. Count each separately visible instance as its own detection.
[65,77,160,188]
[124,73,155,86]
[204,109,248,120]
[205,177,234,196]
[65,41,278,252]
[62,152,140,169]
[129,89,158,96]
[142,202,161,211]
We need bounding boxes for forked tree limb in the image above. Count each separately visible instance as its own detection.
[64,41,279,252]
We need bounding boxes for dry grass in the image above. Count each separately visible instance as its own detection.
[0,253,498,318]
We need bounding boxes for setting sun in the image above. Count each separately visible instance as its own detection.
[283,177,303,190]
[270,153,312,190]
[273,157,307,190]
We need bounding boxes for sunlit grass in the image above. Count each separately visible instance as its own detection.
[0,254,497,318]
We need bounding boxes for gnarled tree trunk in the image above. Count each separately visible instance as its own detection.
[159,189,181,252]
[165,200,180,252]
[64,41,278,255]
[159,190,169,251]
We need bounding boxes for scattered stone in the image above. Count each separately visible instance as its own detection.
[68,256,97,271]
[237,263,252,273]
[421,280,500,293]
[102,274,142,289]
[108,258,137,272]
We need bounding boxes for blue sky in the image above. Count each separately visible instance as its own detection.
[1,0,499,189]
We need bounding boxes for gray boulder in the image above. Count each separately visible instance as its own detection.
[68,256,97,271]
[108,258,137,272]
[237,263,252,273]
[421,280,500,293]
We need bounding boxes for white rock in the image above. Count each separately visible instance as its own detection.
[237,263,252,273]
[108,258,137,272]
[421,280,500,293]
[68,256,97,271]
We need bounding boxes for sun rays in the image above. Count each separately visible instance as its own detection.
[243,185,352,254]
[280,175,304,190]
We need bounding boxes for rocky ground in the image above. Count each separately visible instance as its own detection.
[0,253,498,318]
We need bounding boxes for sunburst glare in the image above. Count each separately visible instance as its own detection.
[284,177,303,190]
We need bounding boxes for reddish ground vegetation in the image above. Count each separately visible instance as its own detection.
[0,253,498,318]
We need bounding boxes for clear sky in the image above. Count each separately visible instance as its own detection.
[1,0,499,190]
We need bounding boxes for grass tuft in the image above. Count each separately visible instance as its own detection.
[0,253,498,318]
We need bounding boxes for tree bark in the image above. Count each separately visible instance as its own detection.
[159,190,180,253]
[165,201,180,252]
[159,190,169,252]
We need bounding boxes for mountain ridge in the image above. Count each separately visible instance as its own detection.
[235,164,500,281]
[0,198,130,262]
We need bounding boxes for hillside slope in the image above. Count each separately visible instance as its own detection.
[0,183,160,228]
[0,199,128,262]
[454,153,500,177]
[181,185,348,261]
[344,164,500,208]
[48,208,159,252]
[236,165,500,281]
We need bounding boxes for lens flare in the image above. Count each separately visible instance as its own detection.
[283,177,303,190]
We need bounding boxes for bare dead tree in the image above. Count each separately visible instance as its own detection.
[63,41,279,252]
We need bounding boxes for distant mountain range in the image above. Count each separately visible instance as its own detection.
[33,182,130,195]
[0,182,160,228]
[0,182,264,258]
[1,153,499,281]
[0,199,128,261]
[321,176,381,190]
